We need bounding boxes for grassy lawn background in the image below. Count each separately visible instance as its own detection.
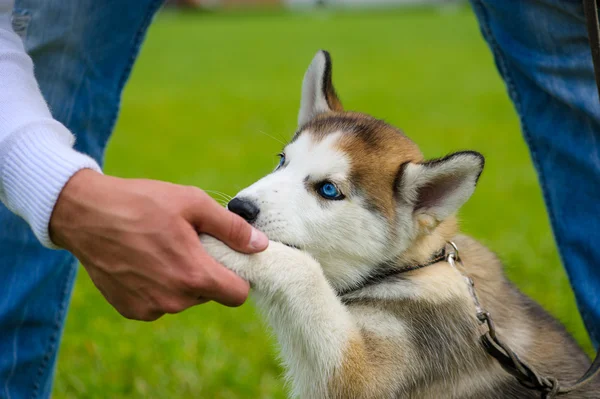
[54,6,591,398]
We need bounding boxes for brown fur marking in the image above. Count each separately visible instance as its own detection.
[298,112,423,221]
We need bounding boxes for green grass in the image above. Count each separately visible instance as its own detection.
[54,6,592,398]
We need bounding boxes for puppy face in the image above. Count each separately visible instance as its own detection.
[229,51,484,289]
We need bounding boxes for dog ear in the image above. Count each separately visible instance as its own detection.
[398,151,484,224]
[298,50,344,127]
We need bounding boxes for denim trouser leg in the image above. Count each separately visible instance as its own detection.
[470,0,600,346]
[1,1,163,398]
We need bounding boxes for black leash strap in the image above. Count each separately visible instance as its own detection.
[446,242,600,398]
[480,311,600,398]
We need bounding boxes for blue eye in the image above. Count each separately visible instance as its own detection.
[317,181,344,200]
[276,153,285,170]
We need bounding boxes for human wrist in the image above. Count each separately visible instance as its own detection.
[49,168,106,249]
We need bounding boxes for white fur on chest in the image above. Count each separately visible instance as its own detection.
[200,235,356,398]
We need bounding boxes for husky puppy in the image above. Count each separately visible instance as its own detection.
[200,51,599,398]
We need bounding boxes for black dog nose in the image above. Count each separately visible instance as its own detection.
[228,197,260,223]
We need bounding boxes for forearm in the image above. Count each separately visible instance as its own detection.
[0,1,101,248]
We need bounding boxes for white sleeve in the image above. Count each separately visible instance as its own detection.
[0,1,102,248]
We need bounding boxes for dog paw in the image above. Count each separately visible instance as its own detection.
[199,234,253,278]
[199,234,320,289]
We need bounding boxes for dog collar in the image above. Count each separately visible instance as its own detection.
[336,247,447,297]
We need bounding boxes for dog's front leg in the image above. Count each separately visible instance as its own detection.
[200,235,369,399]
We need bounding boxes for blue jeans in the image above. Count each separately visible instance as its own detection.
[0,1,164,398]
[470,0,600,347]
[1,1,599,398]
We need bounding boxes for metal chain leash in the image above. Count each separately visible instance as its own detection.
[445,243,600,398]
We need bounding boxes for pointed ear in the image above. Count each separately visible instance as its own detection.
[398,151,484,223]
[298,50,344,127]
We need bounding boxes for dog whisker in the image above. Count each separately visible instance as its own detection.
[257,130,286,146]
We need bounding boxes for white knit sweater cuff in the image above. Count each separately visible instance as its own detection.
[0,120,102,248]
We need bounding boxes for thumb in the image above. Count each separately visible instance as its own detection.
[187,191,269,253]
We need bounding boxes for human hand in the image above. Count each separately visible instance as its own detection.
[49,169,268,321]
[199,234,317,292]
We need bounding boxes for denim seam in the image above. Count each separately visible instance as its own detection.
[471,0,596,341]
[10,8,31,41]
[99,0,165,166]
[29,254,76,399]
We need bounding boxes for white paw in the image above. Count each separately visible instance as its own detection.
[199,234,254,279]
[199,234,318,288]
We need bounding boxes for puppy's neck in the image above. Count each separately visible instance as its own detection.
[315,217,459,293]
[398,216,458,267]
